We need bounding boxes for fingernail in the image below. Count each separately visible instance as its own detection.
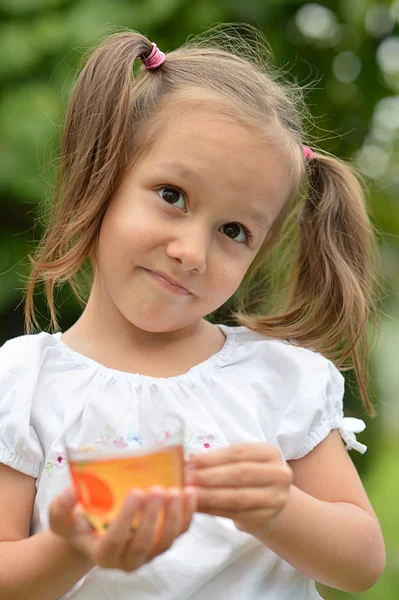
[148,486,164,494]
[128,489,143,503]
[129,487,144,495]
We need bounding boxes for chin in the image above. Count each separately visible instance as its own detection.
[126,313,195,334]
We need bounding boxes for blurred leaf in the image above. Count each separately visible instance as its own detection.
[0,233,29,312]
[0,22,39,78]
[0,83,61,199]
[0,0,68,15]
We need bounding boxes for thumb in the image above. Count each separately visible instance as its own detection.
[49,485,78,537]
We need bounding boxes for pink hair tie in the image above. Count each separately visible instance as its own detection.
[140,43,166,70]
[303,145,314,161]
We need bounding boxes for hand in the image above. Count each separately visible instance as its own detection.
[49,485,197,572]
[185,443,292,535]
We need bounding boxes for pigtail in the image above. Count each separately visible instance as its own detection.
[297,154,377,413]
[237,153,378,415]
[25,31,160,332]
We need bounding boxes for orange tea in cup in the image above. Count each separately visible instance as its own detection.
[65,414,184,534]
[69,444,184,534]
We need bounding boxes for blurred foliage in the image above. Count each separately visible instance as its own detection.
[0,1,398,596]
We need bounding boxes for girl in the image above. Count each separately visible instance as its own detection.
[0,26,385,600]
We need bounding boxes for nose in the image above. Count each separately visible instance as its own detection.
[165,223,211,274]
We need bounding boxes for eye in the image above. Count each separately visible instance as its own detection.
[157,186,186,210]
[220,223,251,244]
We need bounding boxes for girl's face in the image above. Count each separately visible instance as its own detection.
[94,107,291,333]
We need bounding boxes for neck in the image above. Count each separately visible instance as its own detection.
[60,271,227,378]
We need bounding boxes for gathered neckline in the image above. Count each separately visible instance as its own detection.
[50,324,236,385]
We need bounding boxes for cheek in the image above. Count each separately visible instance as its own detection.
[210,259,248,297]
[98,205,158,264]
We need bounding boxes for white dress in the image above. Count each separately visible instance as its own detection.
[0,325,367,600]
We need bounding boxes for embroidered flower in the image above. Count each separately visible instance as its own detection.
[80,444,97,453]
[96,425,116,446]
[184,432,193,451]
[154,430,171,447]
[44,450,68,475]
[53,451,68,468]
[113,436,128,449]
[199,435,215,450]
[44,461,54,475]
[126,432,143,446]
[96,435,109,446]
[106,425,116,438]
[191,434,222,452]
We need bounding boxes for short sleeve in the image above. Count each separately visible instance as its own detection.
[0,336,44,478]
[276,350,367,460]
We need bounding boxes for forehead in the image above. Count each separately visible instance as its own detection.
[139,106,294,219]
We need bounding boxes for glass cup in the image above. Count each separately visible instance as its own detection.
[63,413,184,535]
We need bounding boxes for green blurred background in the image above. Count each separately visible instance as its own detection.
[0,0,398,596]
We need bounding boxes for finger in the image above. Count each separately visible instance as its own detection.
[149,488,182,558]
[186,463,291,488]
[199,508,278,531]
[195,487,285,512]
[94,489,144,568]
[49,486,78,537]
[122,487,165,571]
[187,443,282,470]
[181,487,198,533]
[70,504,97,536]
[201,507,275,522]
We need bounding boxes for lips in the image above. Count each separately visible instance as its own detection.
[142,268,193,295]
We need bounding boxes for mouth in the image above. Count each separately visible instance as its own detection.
[141,268,193,296]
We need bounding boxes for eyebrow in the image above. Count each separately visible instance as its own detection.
[154,161,270,231]
[154,162,202,184]
[246,211,270,231]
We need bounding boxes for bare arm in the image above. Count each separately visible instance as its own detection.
[0,464,93,600]
[256,430,386,593]
[188,431,385,594]
[0,463,197,600]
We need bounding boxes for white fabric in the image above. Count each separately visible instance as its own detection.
[0,325,367,599]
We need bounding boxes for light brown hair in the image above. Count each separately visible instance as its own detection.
[25,25,378,415]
